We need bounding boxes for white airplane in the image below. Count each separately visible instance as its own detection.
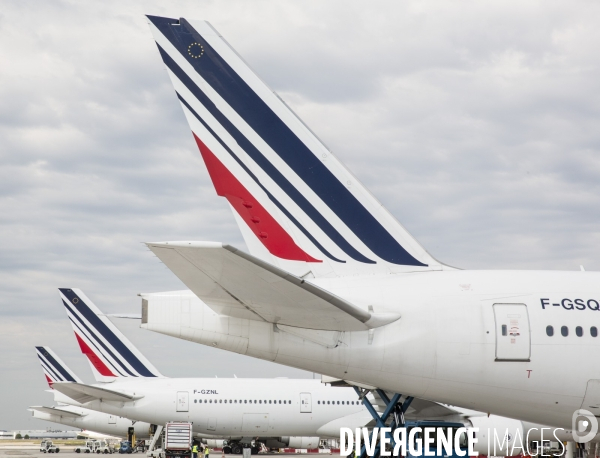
[50,290,590,457]
[139,15,600,434]
[30,346,151,440]
[51,288,383,453]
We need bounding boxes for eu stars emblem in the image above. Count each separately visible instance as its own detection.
[188,42,204,59]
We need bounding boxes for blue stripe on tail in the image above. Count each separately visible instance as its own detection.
[59,289,157,377]
[35,347,77,382]
[175,92,346,263]
[148,15,427,267]
[158,44,368,263]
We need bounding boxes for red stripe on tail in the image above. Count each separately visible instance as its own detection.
[45,374,54,388]
[74,333,116,377]
[194,133,321,262]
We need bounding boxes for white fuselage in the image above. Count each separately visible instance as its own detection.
[141,269,600,430]
[31,405,151,439]
[55,378,366,438]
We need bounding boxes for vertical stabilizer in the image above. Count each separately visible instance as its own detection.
[59,288,164,382]
[35,346,82,388]
[146,16,444,277]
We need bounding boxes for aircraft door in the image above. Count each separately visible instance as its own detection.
[300,392,312,413]
[176,391,189,412]
[108,415,116,424]
[493,303,531,361]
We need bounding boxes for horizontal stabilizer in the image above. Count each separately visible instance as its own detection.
[146,241,400,331]
[52,382,141,404]
[106,313,142,319]
[29,406,85,418]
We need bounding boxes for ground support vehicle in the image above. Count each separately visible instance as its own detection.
[75,441,97,453]
[119,441,133,454]
[40,440,60,453]
[164,422,192,458]
[94,440,113,454]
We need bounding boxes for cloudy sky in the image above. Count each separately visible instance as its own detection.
[2,0,600,430]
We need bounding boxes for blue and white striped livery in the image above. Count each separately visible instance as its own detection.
[147,16,444,276]
[59,288,163,382]
[36,346,82,387]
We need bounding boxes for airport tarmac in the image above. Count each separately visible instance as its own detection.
[0,451,338,457]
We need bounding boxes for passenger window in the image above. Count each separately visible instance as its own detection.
[244,400,247,404]
[592,327,598,337]
[561,326,569,337]
[337,401,340,405]
[576,326,583,337]
[546,325,554,336]
[501,324,507,336]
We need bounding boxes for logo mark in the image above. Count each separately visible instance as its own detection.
[188,42,204,59]
[572,409,598,442]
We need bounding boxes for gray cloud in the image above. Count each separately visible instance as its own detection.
[1,0,600,429]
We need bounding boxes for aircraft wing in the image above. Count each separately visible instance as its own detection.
[146,241,400,332]
[29,406,86,418]
[52,382,142,404]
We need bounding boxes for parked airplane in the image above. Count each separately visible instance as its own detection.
[141,15,600,433]
[54,289,593,456]
[51,288,380,453]
[30,346,151,440]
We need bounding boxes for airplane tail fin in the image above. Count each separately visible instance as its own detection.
[59,288,164,382]
[146,16,444,277]
[35,346,82,388]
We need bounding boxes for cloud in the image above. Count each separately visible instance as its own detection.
[2,0,600,429]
